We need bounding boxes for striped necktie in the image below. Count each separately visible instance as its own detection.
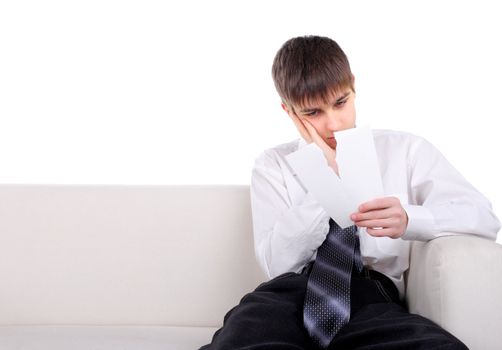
[303,219,363,348]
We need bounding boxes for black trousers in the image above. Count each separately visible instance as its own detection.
[200,264,468,350]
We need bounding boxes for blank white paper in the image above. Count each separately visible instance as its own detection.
[285,127,384,228]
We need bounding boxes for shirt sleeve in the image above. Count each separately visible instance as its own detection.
[250,150,330,279]
[401,137,500,241]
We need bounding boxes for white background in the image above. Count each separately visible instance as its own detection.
[1,0,500,241]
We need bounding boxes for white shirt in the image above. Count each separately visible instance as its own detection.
[250,129,500,298]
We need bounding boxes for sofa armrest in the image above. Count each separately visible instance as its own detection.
[406,235,502,350]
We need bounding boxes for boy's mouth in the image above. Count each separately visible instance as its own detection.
[327,136,337,149]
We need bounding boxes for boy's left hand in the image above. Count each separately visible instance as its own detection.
[350,197,408,238]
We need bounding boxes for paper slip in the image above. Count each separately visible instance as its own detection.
[285,126,384,228]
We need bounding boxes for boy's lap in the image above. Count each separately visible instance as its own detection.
[204,271,467,349]
[330,302,468,350]
[201,272,314,349]
[234,271,309,324]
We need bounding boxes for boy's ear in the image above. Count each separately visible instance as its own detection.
[281,102,289,113]
[281,102,294,116]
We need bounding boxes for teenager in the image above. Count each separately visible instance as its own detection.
[201,35,500,349]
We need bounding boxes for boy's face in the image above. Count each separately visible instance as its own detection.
[283,87,356,150]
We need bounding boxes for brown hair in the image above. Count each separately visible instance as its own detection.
[272,35,354,110]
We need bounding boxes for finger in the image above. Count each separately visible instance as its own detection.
[366,227,396,237]
[358,197,399,213]
[354,218,396,229]
[302,118,335,156]
[351,207,395,222]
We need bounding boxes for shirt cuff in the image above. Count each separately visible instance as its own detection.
[401,204,439,241]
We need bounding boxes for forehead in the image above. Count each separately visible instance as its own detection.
[296,87,352,110]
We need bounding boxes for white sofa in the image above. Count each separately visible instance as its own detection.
[0,185,501,350]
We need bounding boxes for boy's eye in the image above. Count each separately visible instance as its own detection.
[305,111,318,117]
[335,99,348,107]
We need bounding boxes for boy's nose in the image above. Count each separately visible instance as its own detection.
[326,111,342,132]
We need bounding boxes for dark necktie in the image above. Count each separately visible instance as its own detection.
[303,219,363,348]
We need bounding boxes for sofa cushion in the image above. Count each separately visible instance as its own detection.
[0,185,266,327]
[0,325,217,350]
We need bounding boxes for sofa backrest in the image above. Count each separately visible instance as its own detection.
[0,185,266,327]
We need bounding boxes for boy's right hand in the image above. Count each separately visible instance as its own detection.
[288,111,313,144]
[288,113,340,176]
